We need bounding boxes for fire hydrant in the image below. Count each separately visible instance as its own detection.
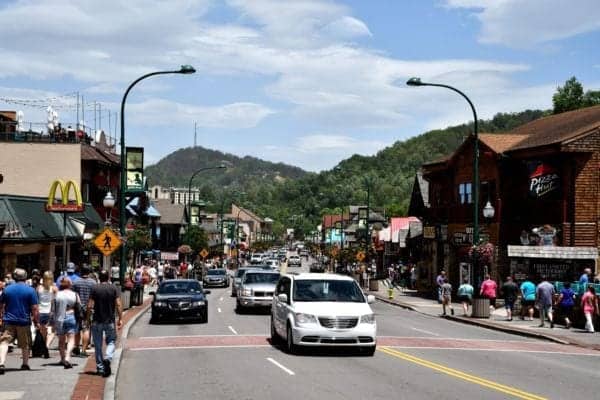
[388,287,394,299]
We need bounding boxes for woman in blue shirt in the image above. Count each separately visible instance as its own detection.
[557,282,576,329]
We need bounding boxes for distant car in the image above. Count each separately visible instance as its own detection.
[266,258,280,269]
[271,273,376,355]
[232,267,253,297]
[299,249,309,258]
[203,268,229,288]
[288,255,302,267]
[250,253,264,264]
[309,263,325,273]
[150,279,210,324]
[236,270,280,312]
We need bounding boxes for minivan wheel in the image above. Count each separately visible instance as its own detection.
[286,324,297,355]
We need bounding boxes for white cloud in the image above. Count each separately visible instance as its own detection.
[444,0,600,47]
[127,99,275,129]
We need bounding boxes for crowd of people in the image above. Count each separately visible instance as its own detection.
[0,264,122,376]
[435,269,600,332]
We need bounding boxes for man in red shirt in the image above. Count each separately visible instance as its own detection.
[480,273,498,317]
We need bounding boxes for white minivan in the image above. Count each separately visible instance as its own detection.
[271,273,376,355]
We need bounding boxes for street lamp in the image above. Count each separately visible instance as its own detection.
[103,191,116,270]
[119,65,196,285]
[187,164,227,224]
[407,77,480,284]
[483,201,495,219]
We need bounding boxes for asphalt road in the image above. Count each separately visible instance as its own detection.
[116,254,600,400]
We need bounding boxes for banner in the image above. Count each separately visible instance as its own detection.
[126,147,144,191]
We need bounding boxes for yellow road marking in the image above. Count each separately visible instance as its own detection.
[379,347,547,400]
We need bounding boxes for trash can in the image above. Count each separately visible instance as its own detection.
[120,289,131,311]
[472,298,490,318]
[369,279,379,291]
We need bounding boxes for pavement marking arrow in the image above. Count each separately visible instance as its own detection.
[379,347,547,400]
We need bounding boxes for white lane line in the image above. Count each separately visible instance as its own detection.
[411,327,440,337]
[130,345,271,351]
[0,392,25,400]
[228,325,238,335]
[219,297,224,301]
[266,357,296,375]
[217,307,222,313]
[139,334,266,339]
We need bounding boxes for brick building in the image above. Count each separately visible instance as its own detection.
[415,106,600,291]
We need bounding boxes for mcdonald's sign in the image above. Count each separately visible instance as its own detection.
[45,179,84,212]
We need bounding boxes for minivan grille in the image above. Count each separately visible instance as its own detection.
[318,316,358,329]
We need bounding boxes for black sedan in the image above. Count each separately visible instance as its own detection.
[150,279,210,323]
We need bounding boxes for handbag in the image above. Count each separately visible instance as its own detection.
[31,328,48,358]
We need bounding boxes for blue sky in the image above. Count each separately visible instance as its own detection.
[1,0,599,171]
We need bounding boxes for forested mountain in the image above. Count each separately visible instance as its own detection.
[145,109,547,237]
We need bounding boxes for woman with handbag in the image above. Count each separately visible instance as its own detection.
[52,277,82,368]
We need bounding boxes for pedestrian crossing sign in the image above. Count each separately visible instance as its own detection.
[94,228,122,256]
[355,251,365,262]
[200,248,209,259]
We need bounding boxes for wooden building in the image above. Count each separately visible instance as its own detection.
[416,106,600,290]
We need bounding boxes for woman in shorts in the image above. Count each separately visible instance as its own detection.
[457,278,474,316]
[52,277,81,369]
[37,271,57,358]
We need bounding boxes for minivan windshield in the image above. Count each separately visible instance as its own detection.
[243,272,280,284]
[293,280,365,303]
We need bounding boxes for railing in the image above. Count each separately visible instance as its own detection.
[0,130,93,144]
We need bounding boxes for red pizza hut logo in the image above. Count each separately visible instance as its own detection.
[529,164,559,198]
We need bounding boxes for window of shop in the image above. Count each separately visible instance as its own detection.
[458,183,472,204]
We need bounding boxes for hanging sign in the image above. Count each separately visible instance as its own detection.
[126,147,144,191]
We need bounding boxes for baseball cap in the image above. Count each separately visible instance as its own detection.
[66,262,76,273]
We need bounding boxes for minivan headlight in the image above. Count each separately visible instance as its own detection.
[361,313,375,324]
[241,288,253,297]
[295,313,317,326]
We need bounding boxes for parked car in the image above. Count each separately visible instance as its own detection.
[271,273,376,355]
[236,270,281,312]
[150,279,210,323]
[288,255,302,267]
[203,268,230,287]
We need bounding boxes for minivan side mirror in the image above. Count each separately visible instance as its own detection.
[366,295,375,304]
[277,293,288,303]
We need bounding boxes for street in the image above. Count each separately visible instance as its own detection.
[115,257,600,400]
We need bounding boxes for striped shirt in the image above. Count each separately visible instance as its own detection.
[73,277,96,306]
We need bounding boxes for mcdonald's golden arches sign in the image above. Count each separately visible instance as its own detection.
[45,179,84,212]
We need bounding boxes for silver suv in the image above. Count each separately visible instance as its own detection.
[236,270,281,312]
[288,255,301,267]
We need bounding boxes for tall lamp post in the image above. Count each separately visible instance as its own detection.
[119,65,196,285]
[187,165,227,224]
[406,77,480,284]
[103,191,116,270]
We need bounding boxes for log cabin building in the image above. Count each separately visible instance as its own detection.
[415,105,600,291]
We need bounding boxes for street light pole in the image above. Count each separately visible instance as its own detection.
[119,65,195,285]
[407,77,480,284]
[187,165,226,224]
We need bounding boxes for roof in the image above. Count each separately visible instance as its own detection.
[478,133,529,154]
[0,195,102,241]
[153,199,185,225]
[322,214,342,229]
[80,144,120,165]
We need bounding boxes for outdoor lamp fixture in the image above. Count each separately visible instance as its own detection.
[483,201,495,219]
[119,65,196,286]
[407,76,480,283]
[103,191,115,225]
[187,164,228,224]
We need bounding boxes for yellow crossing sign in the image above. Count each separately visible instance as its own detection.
[94,228,122,256]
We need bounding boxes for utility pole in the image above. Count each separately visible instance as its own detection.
[194,122,197,147]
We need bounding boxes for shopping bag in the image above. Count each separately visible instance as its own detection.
[31,329,47,358]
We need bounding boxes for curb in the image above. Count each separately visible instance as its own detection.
[372,293,574,346]
[103,301,152,400]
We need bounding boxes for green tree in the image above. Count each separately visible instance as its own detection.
[583,90,600,107]
[181,225,209,253]
[552,77,600,114]
[126,226,152,267]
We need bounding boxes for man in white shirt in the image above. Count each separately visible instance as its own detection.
[157,263,164,284]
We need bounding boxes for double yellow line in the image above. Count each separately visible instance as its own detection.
[379,347,547,400]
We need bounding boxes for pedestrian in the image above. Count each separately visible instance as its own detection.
[557,282,576,329]
[410,265,417,290]
[501,276,519,321]
[480,274,498,316]
[535,277,555,328]
[110,263,120,283]
[457,278,474,316]
[37,271,57,358]
[53,277,81,368]
[55,262,80,286]
[436,270,446,303]
[157,262,164,284]
[440,278,454,316]
[87,270,123,377]
[581,285,598,333]
[149,263,157,287]
[579,268,591,291]
[519,277,536,321]
[0,268,40,374]
[72,266,96,357]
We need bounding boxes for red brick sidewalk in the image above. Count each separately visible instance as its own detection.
[71,298,151,400]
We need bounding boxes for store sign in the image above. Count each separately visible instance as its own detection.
[45,179,84,212]
[423,226,436,239]
[529,163,559,198]
[126,147,144,191]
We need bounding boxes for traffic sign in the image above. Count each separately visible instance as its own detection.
[94,228,122,256]
[200,248,209,259]
[355,251,365,262]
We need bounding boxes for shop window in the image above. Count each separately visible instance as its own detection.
[458,183,472,204]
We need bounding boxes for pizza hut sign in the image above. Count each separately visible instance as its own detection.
[529,163,559,198]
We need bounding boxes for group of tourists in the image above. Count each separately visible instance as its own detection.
[435,269,600,332]
[0,265,122,376]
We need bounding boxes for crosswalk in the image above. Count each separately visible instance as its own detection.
[0,392,24,400]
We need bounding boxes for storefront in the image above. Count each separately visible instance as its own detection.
[508,245,597,282]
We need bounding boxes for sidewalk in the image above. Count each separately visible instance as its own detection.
[369,280,600,351]
[0,292,152,400]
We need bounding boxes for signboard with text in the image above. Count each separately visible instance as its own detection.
[528,162,559,198]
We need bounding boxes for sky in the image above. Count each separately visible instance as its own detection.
[1,0,599,172]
